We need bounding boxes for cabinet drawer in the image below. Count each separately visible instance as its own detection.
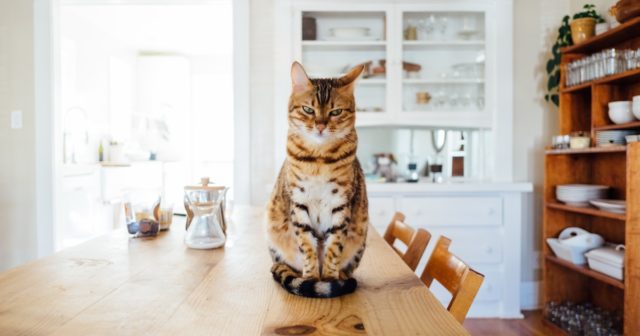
[368,197,395,234]
[471,266,502,302]
[398,196,502,227]
[426,229,503,264]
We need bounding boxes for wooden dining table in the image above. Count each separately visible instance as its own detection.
[0,207,469,335]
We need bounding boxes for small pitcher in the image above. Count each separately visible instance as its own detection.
[183,178,227,249]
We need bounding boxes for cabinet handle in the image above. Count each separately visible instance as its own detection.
[485,246,494,254]
[488,208,496,215]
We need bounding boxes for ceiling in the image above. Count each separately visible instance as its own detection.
[61,3,232,55]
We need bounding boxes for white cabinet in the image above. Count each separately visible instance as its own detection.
[398,196,502,227]
[367,182,531,318]
[275,0,514,181]
[367,196,395,233]
[60,165,112,249]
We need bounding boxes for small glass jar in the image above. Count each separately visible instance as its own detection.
[603,49,618,76]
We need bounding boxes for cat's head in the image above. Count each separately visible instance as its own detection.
[288,61,364,143]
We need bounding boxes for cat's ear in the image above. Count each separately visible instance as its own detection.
[291,61,312,93]
[337,64,365,88]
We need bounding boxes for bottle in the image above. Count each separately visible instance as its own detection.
[407,163,419,183]
[98,141,104,162]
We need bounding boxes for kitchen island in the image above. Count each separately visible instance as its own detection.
[0,207,468,335]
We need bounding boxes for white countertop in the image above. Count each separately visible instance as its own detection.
[366,180,533,193]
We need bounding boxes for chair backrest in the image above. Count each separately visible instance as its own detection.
[383,212,431,271]
[420,236,484,323]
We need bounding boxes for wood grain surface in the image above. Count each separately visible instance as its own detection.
[0,207,468,336]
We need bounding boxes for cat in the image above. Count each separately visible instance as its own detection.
[266,61,369,298]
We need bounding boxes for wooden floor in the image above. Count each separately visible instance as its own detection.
[464,310,555,336]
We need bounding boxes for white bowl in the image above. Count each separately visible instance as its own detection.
[633,96,640,119]
[556,185,608,206]
[608,101,635,124]
[330,27,370,38]
[626,135,639,143]
[609,101,631,109]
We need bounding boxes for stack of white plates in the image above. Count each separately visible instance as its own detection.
[556,184,609,207]
[596,130,637,147]
[589,199,626,214]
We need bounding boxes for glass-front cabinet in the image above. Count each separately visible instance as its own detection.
[278,1,512,182]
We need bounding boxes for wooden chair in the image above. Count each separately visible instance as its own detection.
[383,212,431,271]
[420,236,484,324]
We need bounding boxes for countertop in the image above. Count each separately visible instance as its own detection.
[366,180,533,193]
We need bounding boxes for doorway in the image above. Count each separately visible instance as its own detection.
[38,0,248,250]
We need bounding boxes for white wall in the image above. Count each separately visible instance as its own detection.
[249,0,277,205]
[0,0,38,271]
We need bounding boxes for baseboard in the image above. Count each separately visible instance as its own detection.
[520,281,541,310]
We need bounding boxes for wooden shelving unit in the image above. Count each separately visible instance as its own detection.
[546,202,626,221]
[544,17,640,335]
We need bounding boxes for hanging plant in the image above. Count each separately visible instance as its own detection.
[544,15,572,107]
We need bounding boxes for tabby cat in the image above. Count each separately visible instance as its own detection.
[266,62,369,298]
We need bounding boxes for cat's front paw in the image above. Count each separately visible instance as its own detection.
[302,269,320,279]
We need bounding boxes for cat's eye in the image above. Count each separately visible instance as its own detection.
[329,109,343,117]
[302,106,315,115]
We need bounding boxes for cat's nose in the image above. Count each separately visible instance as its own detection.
[316,123,326,134]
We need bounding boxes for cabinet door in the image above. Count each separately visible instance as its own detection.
[367,196,395,234]
[61,170,111,249]
[396,4,490,128]
[292,4,393,127]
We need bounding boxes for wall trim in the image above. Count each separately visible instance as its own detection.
[521,280,541,310]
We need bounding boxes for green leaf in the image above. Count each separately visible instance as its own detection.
[552,72,560,87]
[548,73,557,91]
[547,59,556,73]
[551,94,559,107]
[545,94,550,101]
[552,44,559,56]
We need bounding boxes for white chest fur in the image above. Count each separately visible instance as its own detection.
[292,176,344,232]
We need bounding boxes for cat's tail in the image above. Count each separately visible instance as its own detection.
[271,263,357,298]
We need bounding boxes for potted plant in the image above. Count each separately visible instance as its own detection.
[571,4,606,44]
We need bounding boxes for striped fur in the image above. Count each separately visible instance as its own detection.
[271,263,357,298]
[266,62,369,298]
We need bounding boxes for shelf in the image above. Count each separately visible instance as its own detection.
[359,79,386,85]
[561,16,640,54]
[402,78,484,84]
[403,40,484,50]
[301,40,386,51]
[545,255,625,290]
[545,146,627,155]
[355,111,491,128]
[594,121,640,131]
[560,68,640,93]
[546,202,626,221]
